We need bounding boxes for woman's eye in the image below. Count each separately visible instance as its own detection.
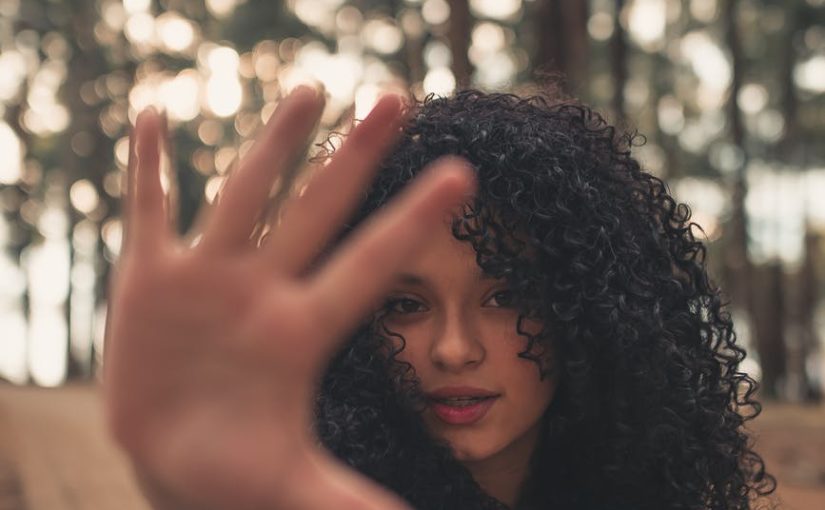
[486,290,515,308]
[385,297,426,315]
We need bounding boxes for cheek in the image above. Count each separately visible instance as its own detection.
[503,317,556,378]
[505,368,557,416]
[492,330,557,419]
[382,322,428,367]
[491,328,554,390]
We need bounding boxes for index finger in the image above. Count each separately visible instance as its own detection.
[199,86,325,253]
[307,158,476,344]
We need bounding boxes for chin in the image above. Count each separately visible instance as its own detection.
[443,435,500,463]
[451,449,489,463]
[424,416,504,462]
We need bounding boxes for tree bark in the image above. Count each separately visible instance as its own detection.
[778,0,801,158]
[723,0,786,397]
[610,0,627,119]
[535,0,590,96]
[62,2,114,379]
[752,263,787,398]
[447,0,473,89]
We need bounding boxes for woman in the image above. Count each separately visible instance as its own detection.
[104,86,774,509]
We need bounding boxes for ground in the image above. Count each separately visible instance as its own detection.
[0,383,822,510]
[746,401,825,509]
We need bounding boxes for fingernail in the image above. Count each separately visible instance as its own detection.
[135,106,152,124]
[313,81,326,98]
[292,83,324,100]
[382,93,404,113]
[136,106,163,127]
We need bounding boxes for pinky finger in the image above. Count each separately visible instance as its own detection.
[123,108,172,256]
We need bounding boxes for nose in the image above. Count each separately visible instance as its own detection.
[429,312,485,371]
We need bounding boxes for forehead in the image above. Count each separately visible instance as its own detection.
[396,219,490,284]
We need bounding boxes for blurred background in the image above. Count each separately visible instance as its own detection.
[0,0,824,508]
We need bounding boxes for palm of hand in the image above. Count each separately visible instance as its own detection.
[103,88,475,510]
[109,252,315,509]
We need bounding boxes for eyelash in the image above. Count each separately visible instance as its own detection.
[383,290,515,316]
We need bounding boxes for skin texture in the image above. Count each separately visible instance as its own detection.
[382,220,556,507]
[103,88,477,510]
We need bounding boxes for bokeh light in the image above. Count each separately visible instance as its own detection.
[160,69,201,121]
[157,12,197,54]
[795,55,825,93]
[422,0,450,25]
[627,0,667,52]
[205,46,243,117]
[423,66,456,95]
[0,122,23,184]
[470,0,522,21]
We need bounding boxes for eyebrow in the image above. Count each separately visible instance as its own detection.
[394,272,497,286]
[395,273,426,286]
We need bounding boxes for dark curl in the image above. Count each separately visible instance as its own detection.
[314,90,775,509]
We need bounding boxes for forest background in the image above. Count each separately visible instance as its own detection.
[3,0,824,400]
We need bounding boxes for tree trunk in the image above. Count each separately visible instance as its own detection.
[778,0,801,158]
[561,0,590,95]
[797,232,822,401]
[753,264,787,398]
[723,0,786,397]
[62,2,113,379]
[447,0,473,89]
[535,0,590,96]
[610,0,627,119]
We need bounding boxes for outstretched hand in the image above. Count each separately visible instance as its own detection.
[103,87,475,510]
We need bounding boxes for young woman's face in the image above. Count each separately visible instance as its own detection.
[382,220,557,464]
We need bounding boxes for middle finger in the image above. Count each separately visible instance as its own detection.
[199,86,325,253]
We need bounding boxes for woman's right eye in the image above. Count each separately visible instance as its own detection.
[385,297,427,315]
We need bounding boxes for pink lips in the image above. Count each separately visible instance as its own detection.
[425,386,500,425]
[429,397,498,425]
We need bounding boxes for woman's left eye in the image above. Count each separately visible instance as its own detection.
[486,290,515,308]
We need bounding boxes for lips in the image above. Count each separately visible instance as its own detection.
[425,386,500,425]
[426,386,500,400]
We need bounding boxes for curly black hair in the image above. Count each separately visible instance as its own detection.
[313,90,775,510]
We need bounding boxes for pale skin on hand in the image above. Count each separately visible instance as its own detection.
[102,86,477,510]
